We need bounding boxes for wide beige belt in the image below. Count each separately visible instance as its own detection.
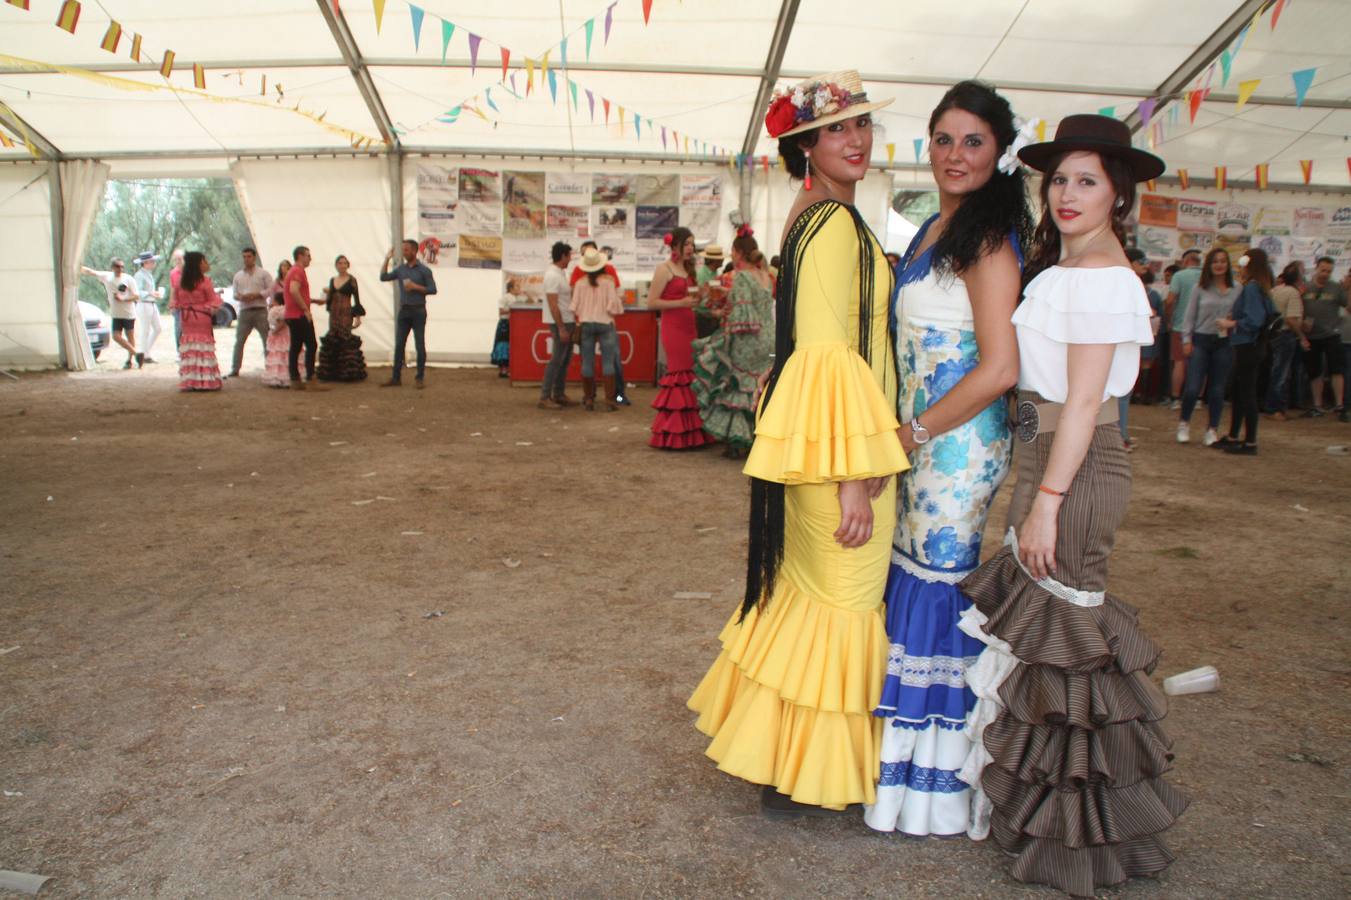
[1014,396,1118,442]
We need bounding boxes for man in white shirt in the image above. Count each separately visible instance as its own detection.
[131,252,164,364]
[227,246,274,378]
[81,257,140,368]
[539,241,577,409]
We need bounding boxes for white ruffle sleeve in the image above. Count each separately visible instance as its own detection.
[1013,266,1155,346]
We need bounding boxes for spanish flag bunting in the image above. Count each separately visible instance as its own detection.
[7,1,31,10]
[1236,79,1260,111]
[886,142,895,164]
[602,97,610,124]
[193,62,205,90]
[1178,168,1190,191]
[1346,158,1350,182]
[130,33,142,62]
[525,58,534,95]
[55,0,79,33]
[1036,120,1046,142]
[0,129,13,149]
[100,21,121,53]
[1188,88,1206,122]
[1214,166,1227,190]
[1271,0,1286,29]
[160,50,175,79]
[1145,179,1157,193]
[1255,163,1269,190]
[1299,160,1313,184]
[500,47,510,81]
[642,0,653,24]
[373,0,386,33]
[762,155,770,174]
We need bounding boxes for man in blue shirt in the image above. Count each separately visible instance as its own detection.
[380,239,438,388]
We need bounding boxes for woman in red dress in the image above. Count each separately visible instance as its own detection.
[646,226,712,449]
[170,251,223,392]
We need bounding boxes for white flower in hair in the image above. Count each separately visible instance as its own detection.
[997,116,1041,176]
[814,87,833,113]
[791,87,807,109]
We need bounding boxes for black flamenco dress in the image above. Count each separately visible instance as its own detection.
[317,276,368,382]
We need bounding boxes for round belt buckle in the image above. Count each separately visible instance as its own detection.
[1015,400,1040,443]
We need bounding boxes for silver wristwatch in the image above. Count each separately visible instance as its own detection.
[910,417,931,445]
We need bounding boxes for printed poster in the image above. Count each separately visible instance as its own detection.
[681,206,721,242]
[502,171,546,239]
[504,271,546,303]
[636,205,679,240]
[416,163,459,241]
[636,238,667,270]
[593,205,633,240]
[600,239,636,271]
[458,168,503,233]
[1176,199,1215,233]
[458,234,503,270]
[1327,206,1351,240]
[546,172,591,205]
[1176,231,1212,254]
[417,235,457,268]
[502,238,548,272]
[1288,237,1325,266]
[592,175,636,205]
[1138,194,1178,228]
[1137,226,1178,259]
[1254,234,1286,263]
[635,174,680,206]
[1215,202,1252,238]
[680,175,722,208]
[546,204,589,242]
[1212,232,1250,261]
[1252,206,1293,236]
[1293,207,1326,238]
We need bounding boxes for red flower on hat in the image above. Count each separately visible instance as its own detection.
[765,96,798,138]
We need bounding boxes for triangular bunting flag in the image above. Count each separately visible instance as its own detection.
[193,62,205,89]
[55,0,79,33]
[1255,163,1269,190]
[1220,50,1232,87]
[525,58,535,95]
[886,143,895,164]
[1036,120,1047,142]
[1168,104,1179,127]
[584,18,595,59]
[1214,166,1227,191]
[586,89,595,121]
[1145,179,1157,193]
[1138,98,1156,127]
[1291,68,1316,107]
[373,0,386,34]
[1299,160,1312,184]
[6,1,31,10]
[634,113,641,139]
[1272,0,1287,29]
[260,74,266,96]
[100,21,121,53]
[913,138,923,162]
[1098,105,1116,118]
[130,33,142,62]
[467,33,481,73]
[547,69,557,103]
[1188,89,1205,122]
[661,126,667,151]
[1236,79,1260,111]
[541,51,549,80]
[1233,25,1249,56]
[1346,158,1350,182]
[603,97,610,123]
[618,106,625,133]
[1178,169,1189,191]
[485,88,498,112]
[560,37,567,69]
[500,47,510,81]
[604,3,616,44]
[1203,63,1215,92]
[160,51,175,79]
[0,130,13,149]
[408,5,424,51]
[642,0,653,24]
[439,19,455,62]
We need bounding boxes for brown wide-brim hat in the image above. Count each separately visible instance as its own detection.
[1018,114,1165,182]
[766,70,893,139]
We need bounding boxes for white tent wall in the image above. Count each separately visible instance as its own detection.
[0,163,59,369]
[229,157,396,362]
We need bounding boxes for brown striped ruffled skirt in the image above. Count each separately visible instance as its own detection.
[959,395,1188,897]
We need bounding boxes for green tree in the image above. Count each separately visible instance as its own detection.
[81,179,254,311]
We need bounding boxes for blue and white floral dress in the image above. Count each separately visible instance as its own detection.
[864,215,1016,836]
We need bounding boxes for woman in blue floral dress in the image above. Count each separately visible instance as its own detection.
[864,81,1032,836]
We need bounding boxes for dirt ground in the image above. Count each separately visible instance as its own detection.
[1,345,1349,898]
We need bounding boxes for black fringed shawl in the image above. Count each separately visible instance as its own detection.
[741,200,894,621]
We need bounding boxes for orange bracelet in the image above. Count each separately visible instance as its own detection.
[1039,485,1070,497]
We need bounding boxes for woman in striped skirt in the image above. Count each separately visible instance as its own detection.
[956,116,1188,896]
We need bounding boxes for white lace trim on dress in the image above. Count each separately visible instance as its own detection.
[1003,528,1104,608]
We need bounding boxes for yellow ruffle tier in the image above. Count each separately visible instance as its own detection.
[743,341,906,484]
[687,576,890,809]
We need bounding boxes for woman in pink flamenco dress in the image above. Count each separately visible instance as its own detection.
[646,226,713,449]
[170,251,223,392]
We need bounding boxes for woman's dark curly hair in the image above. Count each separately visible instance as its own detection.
[926,81,1033,276]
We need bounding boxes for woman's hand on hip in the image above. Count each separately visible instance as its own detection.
[834,480,874,549]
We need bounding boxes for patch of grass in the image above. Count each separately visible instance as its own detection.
[1155,546,1200,560]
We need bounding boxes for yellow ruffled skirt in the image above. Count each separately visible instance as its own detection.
[688,478,894,809]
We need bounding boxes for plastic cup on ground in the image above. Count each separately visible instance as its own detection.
[1163,665,1219,696]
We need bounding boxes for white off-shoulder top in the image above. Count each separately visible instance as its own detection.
[1011,266,1155,403]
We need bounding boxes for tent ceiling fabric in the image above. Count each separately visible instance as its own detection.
[0,0,1348,188]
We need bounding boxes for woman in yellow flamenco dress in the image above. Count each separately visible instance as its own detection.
[688,71,909,816]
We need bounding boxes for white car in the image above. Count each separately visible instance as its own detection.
[80,300,110,359]
[214,285,238,326]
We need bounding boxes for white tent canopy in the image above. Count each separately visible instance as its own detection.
[1,0,1349,369]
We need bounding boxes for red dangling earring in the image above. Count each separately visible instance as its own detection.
[804,155,813,191]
